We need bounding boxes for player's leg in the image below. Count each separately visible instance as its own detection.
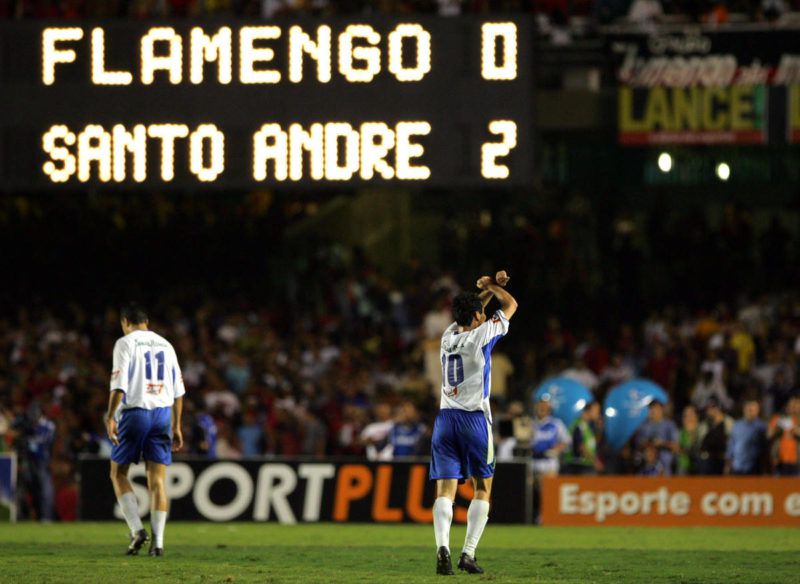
[458,413,495,574]
[434,479,457,575]
[143,407,173,556]
[430,410,461,575]
[110,461,149,553]
[110,409,150,554]
[459,475,492,573]
[145,461,168,556]
[434,479,457,550]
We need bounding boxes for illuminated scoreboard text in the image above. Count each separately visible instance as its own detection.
[0,18,532,189]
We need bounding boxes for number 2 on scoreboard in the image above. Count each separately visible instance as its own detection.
[481,120,517,180]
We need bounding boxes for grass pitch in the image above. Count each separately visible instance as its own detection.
[0,522,797,583]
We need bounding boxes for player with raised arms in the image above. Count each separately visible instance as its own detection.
[430,271,517,575]
[106,303,185,557]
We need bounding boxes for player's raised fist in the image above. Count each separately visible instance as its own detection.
[476,276,493,289]
[495,271,510,286]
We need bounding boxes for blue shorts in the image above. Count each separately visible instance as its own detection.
[430,409,495,481]
[111,407,172,466]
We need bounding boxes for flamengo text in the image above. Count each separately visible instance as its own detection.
[41,22,518,86]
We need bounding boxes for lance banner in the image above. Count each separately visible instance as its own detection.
[607,29,800,145]
[79,457,530,524]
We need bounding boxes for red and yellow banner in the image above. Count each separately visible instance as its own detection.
[542,476,800,526]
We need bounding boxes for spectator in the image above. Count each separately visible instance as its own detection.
[691,369,733,412]
[203,375,241,418]
[645,343,676,396]
[560,358,599,392]
[697,397,731,475]
[729,322,755,376]
[700,349,726,387]
[764,369,793,418]
[298,407,327,457]
[489,351,515,405]
[237,410,265,457]
[530,397,570,477]
[577,331,609,375]
[563,401,602,475]
[388,402,427,458]
[636,401,679,475]
[216,421,242,459]
[639,444,666,476]
[508,401,533,446]
[767,395,800,476]
[627,0,663,24]
[14,403,55,521]
[422,292,452,396]
[600,353,635,387]
[727,398,768,475]
[677,405,701,475]
[360,402,394,461]
[193,410,219,458]
[495,418,517,462]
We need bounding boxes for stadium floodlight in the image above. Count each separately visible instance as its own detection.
[716,162,731,181]
[657,152,672,173]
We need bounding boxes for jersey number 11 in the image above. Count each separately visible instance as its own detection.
[144,350,165,382]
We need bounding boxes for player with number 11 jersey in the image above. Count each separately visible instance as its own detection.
[107,303,185,559]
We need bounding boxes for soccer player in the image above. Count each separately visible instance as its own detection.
[430,271,517,576]
[106,303,185,557]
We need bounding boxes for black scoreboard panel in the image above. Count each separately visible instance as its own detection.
[0,17,532,190]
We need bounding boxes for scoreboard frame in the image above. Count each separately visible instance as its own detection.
[0,16,533,190]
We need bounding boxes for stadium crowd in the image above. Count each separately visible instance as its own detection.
[1,0,799,25]
[3,217,800,520]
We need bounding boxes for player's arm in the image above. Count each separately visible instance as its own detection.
[171,352,186,452]
[107,339,130,445]
[478,289,493,310]
[106,390,124,445]
[477,270,517,319]
[483,282,518,320]
[172,396,184,451]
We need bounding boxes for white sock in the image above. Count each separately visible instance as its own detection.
[118,492,144,536]
[433,497,453,551]
[462,499,490,558]
[151,510,167,548]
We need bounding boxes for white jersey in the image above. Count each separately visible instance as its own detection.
[439,309,510,421]
[110,330,186,413]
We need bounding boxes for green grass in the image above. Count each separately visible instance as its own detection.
[0,523,798,583]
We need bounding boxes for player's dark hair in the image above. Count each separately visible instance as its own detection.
[120,302,148,324]
[452,292,482,326]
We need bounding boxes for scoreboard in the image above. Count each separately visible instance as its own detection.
[0,17,532,190]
